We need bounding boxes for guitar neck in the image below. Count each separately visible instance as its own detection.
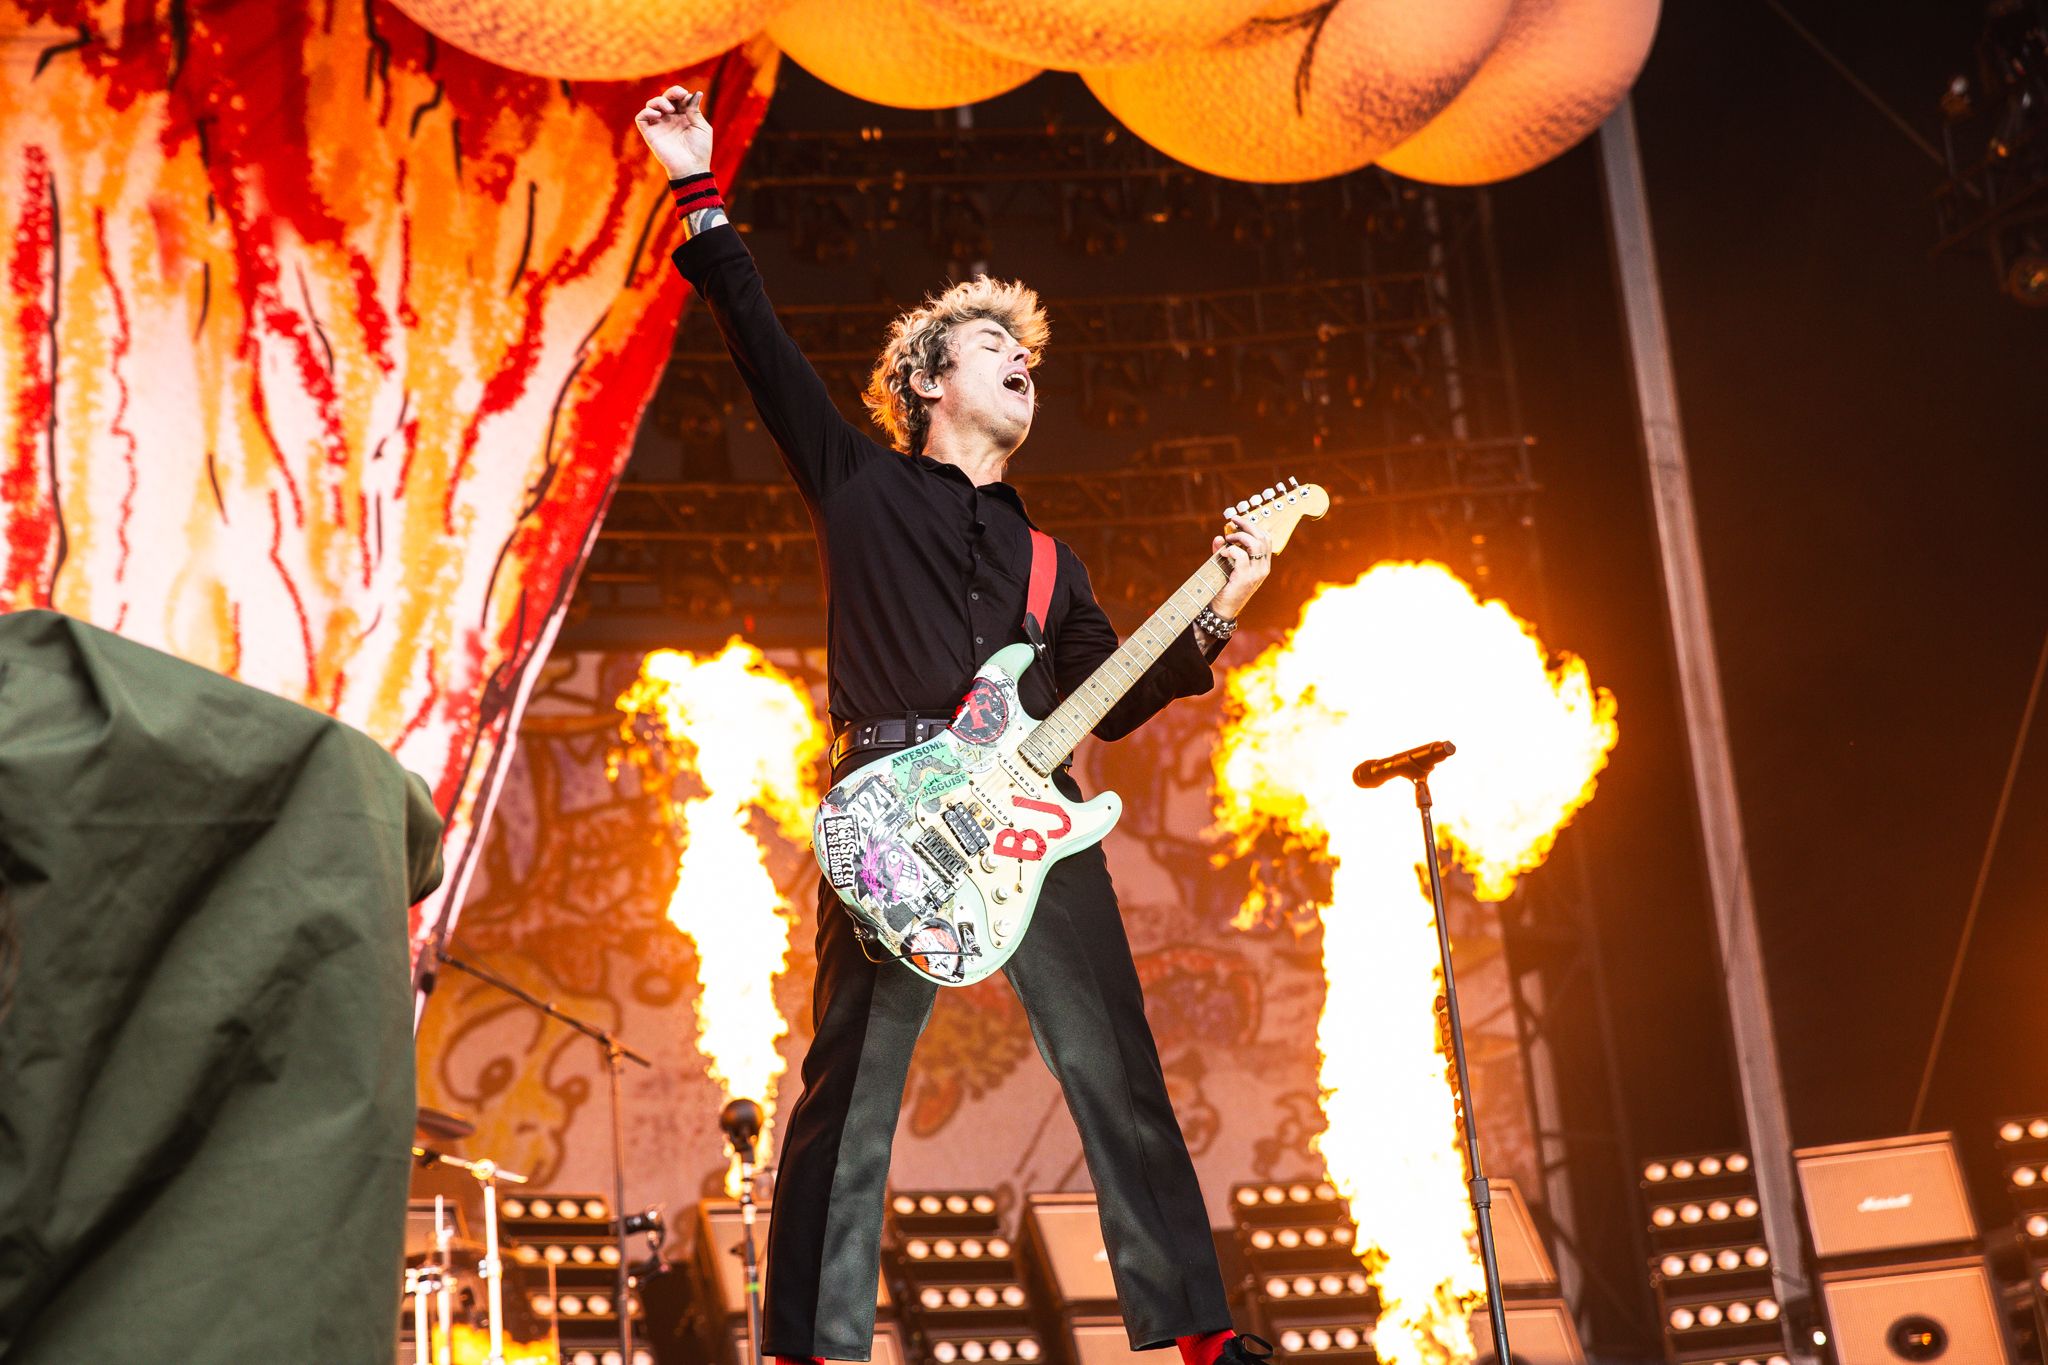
[1019,557,1231,773]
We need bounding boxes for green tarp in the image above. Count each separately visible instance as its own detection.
[0,610,445,1364]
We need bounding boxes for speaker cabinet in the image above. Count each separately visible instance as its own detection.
[694,1200,890,1318]
[1067,1315,1149,1365]
[1019,1192,1119,1311]
[1795,1134,1977,1260]
[721,1316,906,1365]
[1487,1178,1560,1293]
[1818,1256,2013,1365]
[1469,1298,1587,1365]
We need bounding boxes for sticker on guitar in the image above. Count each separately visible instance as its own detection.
[952,677,1009,744]
[994,795,1073,862]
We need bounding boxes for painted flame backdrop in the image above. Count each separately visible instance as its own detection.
[0,0,773,962]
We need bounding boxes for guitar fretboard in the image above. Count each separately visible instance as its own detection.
[1018,557,1231,773]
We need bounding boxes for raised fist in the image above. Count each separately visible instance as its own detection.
[635,85,714,179]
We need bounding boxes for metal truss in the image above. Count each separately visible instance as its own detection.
[562,436,1539,649]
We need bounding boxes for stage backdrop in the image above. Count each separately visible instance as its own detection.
[415,645,1543,1236]
[0,1,774,973]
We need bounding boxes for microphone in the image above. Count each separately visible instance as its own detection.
[1352,740,1456,789]
[720,1098,764,1159]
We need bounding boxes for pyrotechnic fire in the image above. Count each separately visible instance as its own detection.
[1212,562,1617,1365]
[616,641,827,1177]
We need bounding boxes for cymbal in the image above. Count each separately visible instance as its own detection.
[415,1106,475,1141]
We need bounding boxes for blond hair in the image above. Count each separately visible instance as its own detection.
[863,276,1049,456]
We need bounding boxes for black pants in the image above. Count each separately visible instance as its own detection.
[763,778,1232,1360]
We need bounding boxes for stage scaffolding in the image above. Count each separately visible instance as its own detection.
[564,109,1661,1356]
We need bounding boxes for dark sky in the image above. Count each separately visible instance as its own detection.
[1489,0,2048,1205]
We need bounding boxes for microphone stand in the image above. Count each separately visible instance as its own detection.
[721,1099,768,1365]
[1367,746,1516,1365]
[437,949,654,1365]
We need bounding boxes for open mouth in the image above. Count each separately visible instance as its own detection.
[1002,372,1030,395]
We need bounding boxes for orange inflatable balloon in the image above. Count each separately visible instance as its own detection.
[1378,0,1660,184]
[1086,0,1513,184]
[387,0,788,79]
[922,0,1268,69]
[771,0,1040,108]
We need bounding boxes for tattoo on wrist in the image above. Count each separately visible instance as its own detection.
[682,205,728,240]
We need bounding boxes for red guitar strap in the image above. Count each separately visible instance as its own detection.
[1025,529,1057,639]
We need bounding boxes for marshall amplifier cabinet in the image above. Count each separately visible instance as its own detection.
[693,1199,893,1365]
[1817,1256,2013,1365]
[1794,1133,1977,1260]
[1470,1298,1587,1365]
[1020,1192,1120,1314]
[1486,1177,1561,1294]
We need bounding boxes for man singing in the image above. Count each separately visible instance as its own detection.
[636,86,1275,1365]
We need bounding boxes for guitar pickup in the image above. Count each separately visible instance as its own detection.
[914,832,969,883]
[942,804,990,856]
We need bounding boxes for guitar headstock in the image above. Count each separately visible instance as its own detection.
[1222,478,1330,553]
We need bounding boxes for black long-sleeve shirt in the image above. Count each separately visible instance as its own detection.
[671,225,1220,740]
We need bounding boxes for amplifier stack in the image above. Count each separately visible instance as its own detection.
[688,1198,900,1365]
[1794,1131,2014,1365]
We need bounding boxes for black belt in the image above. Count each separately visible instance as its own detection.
[829,712,956,774]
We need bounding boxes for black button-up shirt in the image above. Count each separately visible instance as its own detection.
[672,226,1219,743]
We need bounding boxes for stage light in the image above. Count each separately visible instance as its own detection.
[1673,1160,1696,1179]
[1670,1308,1696,1330]
[949,1287,972,1308]
[1652,1206,1678,1228]
[2014,1166,2039,1187]
[946,1195,970,1214]
[1728,1301,1752,1324]
[1319,1274,1344,1295]
[1263,1185,1286,1204]
[963,1342,986,1362]
[587,1294,611,1315]
[1346,1272,1368,1294]
[1278,1229,1302,1248]
[973,1195,997,1214]
[1334,1328,1360,1349]
[1680,1204,1705,1224]
[1745,1246,1769,1268]
[1251,1230,1276,1250]
[532,1199,555,1218]
[923,1289,946,1309]
[600,1245,621,1265]
[1700,1157,1724,1176]
[1280,1332,1306,1352]
[584,1199,607,1219]
[514,1245,541,1265]
[1001,1286,1025,1307]
[1266,1278,1290,1298]
[991,1344,1014,1362]
[1307,1329,1332,1350]
[962,1239,985,1257]
[1699,1305,1724,1327]
[1292,1276,1316,1296]
[1016,1340,1041,1361]
[1689,1253,1713,1274]
[1756,1298,1780,1321]
[505,1199,528,1217]
[2005,1120,2027,1142]
[935,1344,960,1363]
[1728,1154,1751,1173]
[1304,1228,1328,1247]
[1662,1255,1686,1276]
[922,1196,945,1214]
[988,1238,1011,1258]
[895,1196,917,1215]
[1236,1188,1260,1207]
[975,1287,999,1307]
[560,1294,584,1316]
[1735,1197,1759,1217]
[936,1239,959,1259]
[908,1240,931,1259]
[545,1245,569,1265]
[1645,1162,1669,1182]
[1707,1200,1732,1221]
[2028,1215,2048,1238]
[572,1244,596,1264]
[533,1294,556,1316]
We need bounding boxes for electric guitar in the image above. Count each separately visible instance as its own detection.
[811,478,1329,987]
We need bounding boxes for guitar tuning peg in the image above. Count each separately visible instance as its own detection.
[1262,486,1278,501]
[1234,499,1250,514]
[1288,476,1300,488]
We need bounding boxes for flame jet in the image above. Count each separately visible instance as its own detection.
[1212,562,1617,1365]
[618,641,827,1180]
